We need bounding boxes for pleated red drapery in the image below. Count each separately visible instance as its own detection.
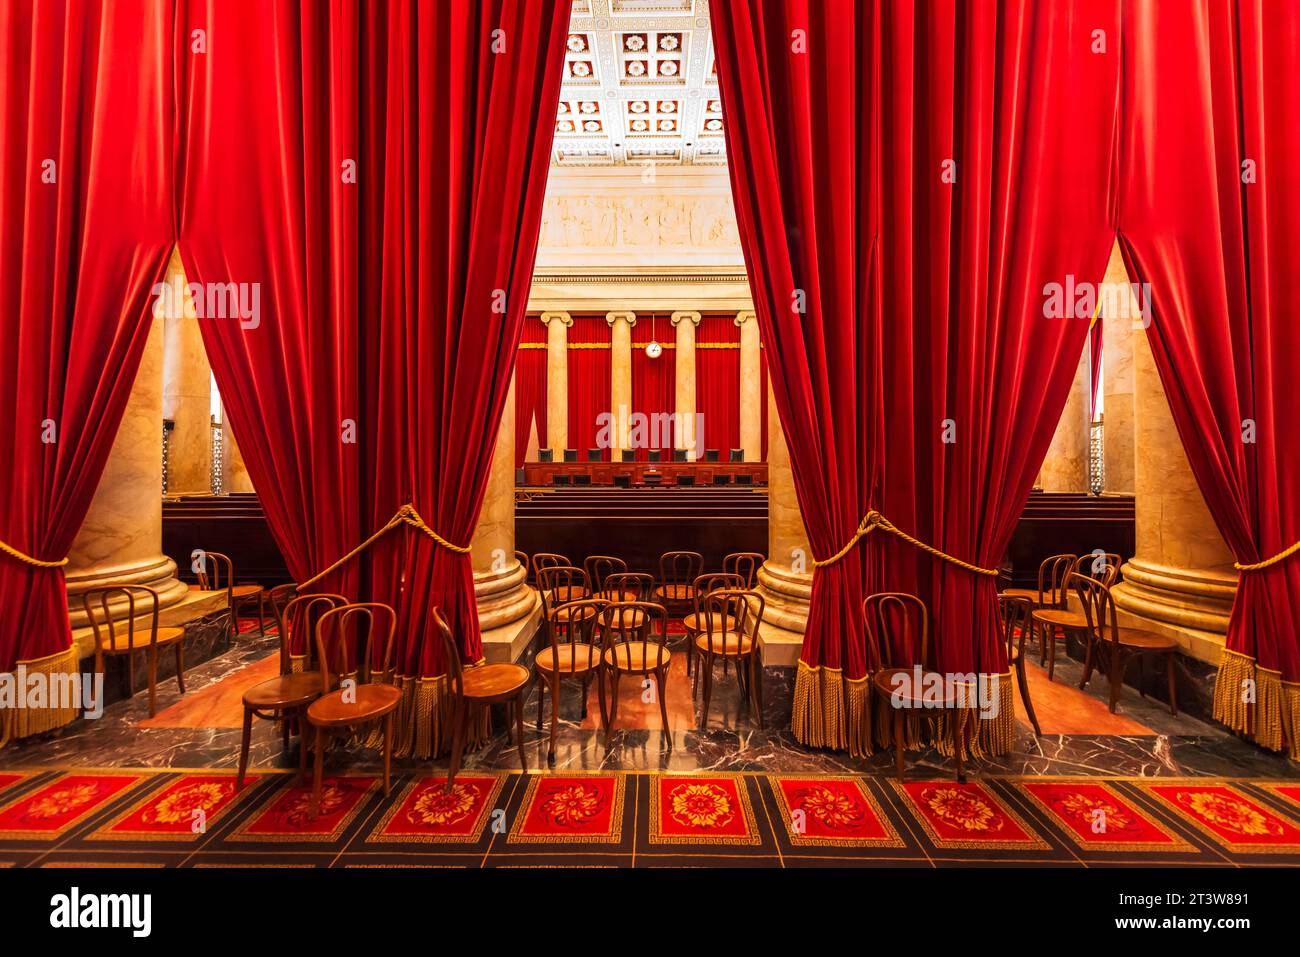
[515,315,548,467]
[1117,0,1300,757]
[695,315,741,456]
[712,0,1119,755]
[631,321,676,459]
[0,0,174,744]
[567,315,612,460]
[177,0,570,758]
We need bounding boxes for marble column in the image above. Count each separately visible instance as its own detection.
[606,311,636,457]
[160,250,213,495]
[1038,343,1091,491]
[65,307,188,628]
[671,310,701,460]
[1100,241,1136,495]
[222,410,255,494]
[540,311,571,454]
[471,375,540,662]
[1112,303,1237,666]
[736,310,762,462]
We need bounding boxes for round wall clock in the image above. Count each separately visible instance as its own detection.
[645,340,662,358]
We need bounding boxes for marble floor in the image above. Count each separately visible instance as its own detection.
[2,622,1298,782]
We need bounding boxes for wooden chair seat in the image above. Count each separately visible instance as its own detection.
[242,671,323,709]
[461,662,530,700]
[230,583,263,598]
[101,626,186,653]
[307,683,402,727]
[681,612,737,633]
[534,645,597,673]
[1000,587,1040,603]
[604,641,671,672]
[553,585,589,603]
[871,667,959,706]
[693,632,752,656]
[1112,627,1178,651]
[599,608,646,628]
[1032,608,1086,629]
[654,583,695,601]
[593,588,638,603]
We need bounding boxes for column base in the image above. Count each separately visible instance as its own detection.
[475,560,541,664]
[65,555,189,629]
[1111,558,1238,665]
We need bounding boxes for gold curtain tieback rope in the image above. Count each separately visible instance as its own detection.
[812,509,999,576]
[1235,539,1300,572]
[0,539,68,568]
[297,504,469,591]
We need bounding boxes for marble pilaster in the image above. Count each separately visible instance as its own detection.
[160,250,213,495]
[736,310,762,462]
[1100,241,1136,494]
[606,311,636,456]
[1039,342,1091,492]
[540,311,571,454]
[671,310,701,460]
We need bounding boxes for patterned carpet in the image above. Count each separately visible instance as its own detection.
[2,768,1300,867]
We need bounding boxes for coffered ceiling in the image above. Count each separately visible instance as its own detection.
[553,0,725,167]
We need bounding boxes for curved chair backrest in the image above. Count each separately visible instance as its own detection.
[278,593,348,674]
[537,565,591,617]
[514,550,530,584]
[542,599,607,675]
[722,552,764,589]
[1036,553,1077,607]
[532,552,571,580]
[1070,552,1122,587]
[584,555,629,594]
[603,572,653,603]
[699,589,765,653]
[267,583,297,629]
[1074,574,1122,646]
[314,603,398,691]
[997,594,1034,662]
[433,607,465,702]
[195,550,236,592]
[659,550,704,599]
[691,573,744,617]
[601,601,670,672]
[862,592,930,673]
[82,585,163,662]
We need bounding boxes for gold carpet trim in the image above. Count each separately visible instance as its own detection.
[0,645,81,747]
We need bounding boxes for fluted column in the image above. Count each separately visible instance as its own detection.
[736,310,762,462]
[160,250,212,495]
[472,374,538,646]
[1100,241,1136,494]
[65,304,187,627]
[1112,287,1237,665]
[540,311,571,453]
[606,311,636,457]
[671,310,701,460]
[1039,343,1090,491]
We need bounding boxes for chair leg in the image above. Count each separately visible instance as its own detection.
[700,653,713,729]
[656,667,671,745]
[174,642,186,694]
[382,713,393,797]
[446,699,465,793]
[1038,621,1047,666]
[516,696,528,772]
[310,724,326,817]
[893,707,905,779]
[1047,628,1057,682]
[127,651,136,697]
[1080,635,1096,689]
[146,649,159,718]
[1165,652,1178,716]
[535,671,545,730]
[257,591,266,639]
[953,709,966,783]
[580,674,589,720]
[596,668,609,735]
[298,715,310,776]
[237,705,253,787]
[752,650,764,730]
[1108,648,1124,713]
[1015,660,1041,736]
[608,672,621,738]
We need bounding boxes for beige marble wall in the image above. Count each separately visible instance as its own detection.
[65,311,187,627]
[1039,344,1090,492]
[160,250,213,495]
[607,311,635,455]
[736,311,762,461]
[222,413,255,494]
[672,310,700,459]
[1100,241,1136,494]
[541,312,571,453]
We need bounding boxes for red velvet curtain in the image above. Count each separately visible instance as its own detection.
[713,0,1119,755]
[695,315,741,455]
[515,315,547,466]
[631,321,676,459]
[178,0,569,757]
[567,315,611,460]
[0,0,174,744]
[1117,0,1300,757]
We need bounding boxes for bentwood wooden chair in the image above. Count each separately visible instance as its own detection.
[683,572,744,681]
[1032,556,1119,681]
[83,585,188,718]
[655,550,704,615]
[533,552,580,591]
[514,550,530,584]
[305,603,402,815]
[723,552,764,589]
[1076,574,1179,715]
[863,593,966,781]
[997,594,1042,736]
[585,555,629,601]
[601,601,672,744]
[694,589,765,729]
[237,591,347,787]
[601,571,653,606]
[538,565,593,623]
[534,599,607,767]
[440,608,530,792]
[1001,553,1076,608]
[196,550,266,641]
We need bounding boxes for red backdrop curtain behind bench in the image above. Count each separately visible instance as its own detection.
[631,321,675,459]
[567,315,611,460]
[713,0,1119,755]
[177,0,569,757]
[0,0,173,744]
[515,316,547,467]
[695,315,741,456]
[1117,0,1300,757]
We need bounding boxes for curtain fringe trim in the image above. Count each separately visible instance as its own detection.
[1212,649,1298,759]
[0,645,82,748]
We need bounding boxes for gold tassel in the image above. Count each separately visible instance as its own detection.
[1254,666,1285,752]
[1211,649,1296,758]
[0,645,81,747]
[1212,647,1253,735]
[385,673,487,760]
[791,662,872,756]
[1284,681,1300,761]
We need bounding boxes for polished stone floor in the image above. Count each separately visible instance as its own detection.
[2,623,1298,781]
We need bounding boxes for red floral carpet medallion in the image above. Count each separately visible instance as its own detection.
[0,773,143,841]
[1141,782,1300,854]
[894,781,1046,851]
[233,776,376,842]
[91,773,257,842]
[1017,781,1192,852]
[510,775,626,844]
[650,775,758,846]
[771,775,903,848]
[368,775,504,844]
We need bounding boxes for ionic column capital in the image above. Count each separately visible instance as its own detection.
[606,310,637,328]
[539,311,573,328]
[734,310,757,327]
[670,310,701,328]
